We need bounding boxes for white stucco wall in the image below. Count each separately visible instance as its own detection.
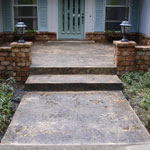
[0,0,3,32]
[139,0,150,35]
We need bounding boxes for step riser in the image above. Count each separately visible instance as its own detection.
[30,68,117,75]
[1,145,149,150]
[25,83,123,91]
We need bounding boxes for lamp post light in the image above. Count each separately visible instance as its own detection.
[15,21,27,43]
[120,20,131,42]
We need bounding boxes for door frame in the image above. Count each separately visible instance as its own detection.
[58,0,85,40]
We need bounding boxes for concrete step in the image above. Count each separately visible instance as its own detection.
[1,91,150,149]
[48,40,95,44]
[1,144,150,150]
[30,66,117,75]
[25,75,123,91]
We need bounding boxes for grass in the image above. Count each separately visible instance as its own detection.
[121,70,150,132]
[0,77,15,134]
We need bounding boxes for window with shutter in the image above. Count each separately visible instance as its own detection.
[13,0,38,30]
[105,0,129,31]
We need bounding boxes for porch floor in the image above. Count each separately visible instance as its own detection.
[31,42,116,68]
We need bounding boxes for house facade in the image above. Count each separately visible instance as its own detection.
[0,0,150,43]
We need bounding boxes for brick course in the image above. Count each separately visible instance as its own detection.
[0,47,12,78]
[139,33,150,46]
[0,33,4,43]
[135,46,150,72]
[113,41,136,76]
[11,42,32,82]
[0,42,32,83]
[86,32,139,43]
[114,41,150,76]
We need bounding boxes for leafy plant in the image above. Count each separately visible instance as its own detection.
[105,30,117,33]
[121,70,150,132]
[25,30,36,34]
[0,78,15,134]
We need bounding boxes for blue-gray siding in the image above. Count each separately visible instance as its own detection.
[94,0,105,32]
[2,0,13,32]
[0,0,3,32]
[130,0,140,32]
[139,0,150,35]
[38,0,48,31]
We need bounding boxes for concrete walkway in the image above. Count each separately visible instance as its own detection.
[2,91,150,145]
[1,42,150,150]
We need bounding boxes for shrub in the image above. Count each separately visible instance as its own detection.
[0,77,15,134]
[121,70,150,132]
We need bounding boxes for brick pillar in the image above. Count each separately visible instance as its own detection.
[11,42,32,82]
[0,47,12,78]
[113,41,136,76]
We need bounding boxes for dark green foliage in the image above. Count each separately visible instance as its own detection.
[0,78,15,134]
[121,70,150,132]
[25,30,36,34]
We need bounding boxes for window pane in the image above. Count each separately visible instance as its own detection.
[14,0,37,5]
[14,0,38,30]
[106,7,129,21]
[105,22,121,31]
[15,18,38,30]
[106,0,129,5]
[14,7,37,17]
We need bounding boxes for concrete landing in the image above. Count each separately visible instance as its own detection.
[30,42,116,75]
[31,42,116,68]
[25,75,123,91]
[2,91,150,146]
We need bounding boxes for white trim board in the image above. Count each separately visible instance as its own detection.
[48,0,58,39]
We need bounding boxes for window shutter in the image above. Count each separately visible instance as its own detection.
[2,0,13,32]
[38,0,48,32]
[130,0,139,32]
[94,0,105,32]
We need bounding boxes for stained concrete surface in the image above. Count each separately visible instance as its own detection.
[31,42,116,68]
[2,91,150,145]
[26,75,122,84]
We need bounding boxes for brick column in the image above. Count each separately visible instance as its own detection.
[0,47,12,78]
[11,42,32,82]
[113,41,136,76]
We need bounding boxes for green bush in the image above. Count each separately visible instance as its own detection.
[25,30,36,34]
[121,70,150,132]
[0,77,15,134]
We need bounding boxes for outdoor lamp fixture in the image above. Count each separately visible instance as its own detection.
[120,20,131,42]
[15,21,27,43]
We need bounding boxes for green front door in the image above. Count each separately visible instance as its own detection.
[58,0,85,39]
